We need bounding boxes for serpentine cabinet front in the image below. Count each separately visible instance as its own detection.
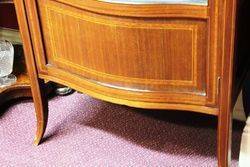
[14,0,238,166]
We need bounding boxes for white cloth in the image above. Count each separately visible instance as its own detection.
[239,117,250,167]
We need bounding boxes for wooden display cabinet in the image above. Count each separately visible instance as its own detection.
[14,0,250,166]
[0,1,53,107]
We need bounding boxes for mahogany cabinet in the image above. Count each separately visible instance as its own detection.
[14,0,250,166]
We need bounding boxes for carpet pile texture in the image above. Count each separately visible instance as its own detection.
[0,92,244,166]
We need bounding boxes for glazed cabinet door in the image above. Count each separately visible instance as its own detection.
[29,0,220,112]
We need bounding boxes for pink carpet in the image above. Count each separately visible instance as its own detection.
[0,92,243,166]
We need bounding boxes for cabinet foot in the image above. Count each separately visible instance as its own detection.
[217,110,232,167]
[32,79,48,146]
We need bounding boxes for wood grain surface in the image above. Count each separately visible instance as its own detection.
[14,0,250,166]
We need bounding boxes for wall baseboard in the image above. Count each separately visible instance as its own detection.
[0,27,22,44]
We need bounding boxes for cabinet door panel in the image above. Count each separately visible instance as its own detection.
[36,0,216,106]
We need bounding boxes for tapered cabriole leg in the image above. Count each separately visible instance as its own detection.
[33,79,48,145]
[217,107,232,167]
[13,0,49,145]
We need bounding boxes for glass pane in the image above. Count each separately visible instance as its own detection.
[99,0,208,6]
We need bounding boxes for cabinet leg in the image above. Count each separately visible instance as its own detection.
[32,79,48,146]
[217,109,232,167]
[13,0,49,146]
